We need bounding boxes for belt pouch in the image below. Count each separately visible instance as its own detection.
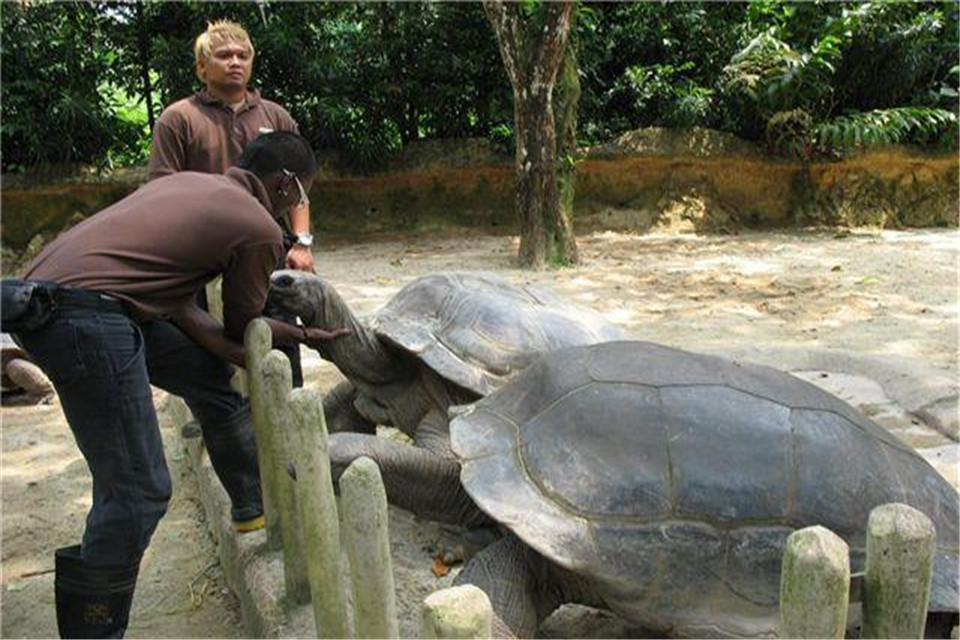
[1,279,57,333]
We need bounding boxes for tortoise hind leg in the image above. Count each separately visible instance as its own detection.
[454,535,556,638]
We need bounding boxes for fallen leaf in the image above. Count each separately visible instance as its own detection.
[830,265,842,272]
[431,555,450,578]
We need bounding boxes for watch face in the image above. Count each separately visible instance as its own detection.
[296,233,314,247]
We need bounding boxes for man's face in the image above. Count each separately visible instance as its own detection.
[198,39,253,93]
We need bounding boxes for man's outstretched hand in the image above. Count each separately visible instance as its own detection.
[303,326,351,348]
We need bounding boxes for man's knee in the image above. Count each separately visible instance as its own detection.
[84,493,170,566]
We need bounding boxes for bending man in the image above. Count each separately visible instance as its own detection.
[12,132,344,639]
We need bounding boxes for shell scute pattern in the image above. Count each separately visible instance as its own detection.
[372,272,623,395]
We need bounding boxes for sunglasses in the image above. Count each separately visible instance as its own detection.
[281,169,310,208]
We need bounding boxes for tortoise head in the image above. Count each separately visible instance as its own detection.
[268,269,342,328]
[268,270,406,386]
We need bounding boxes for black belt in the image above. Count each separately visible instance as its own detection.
[55,287,128,315]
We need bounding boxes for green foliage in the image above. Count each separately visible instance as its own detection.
[488,123,515,154]
[577,2,746,141]
[2,2,116,170]
[722,29,840,111]
[2,1,512,173]
[101,82,152,168]
[813,107,959,153]
[1,0,956,172]
[618,62,716,128]
[720,1,958,154]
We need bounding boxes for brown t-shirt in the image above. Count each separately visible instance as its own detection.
[148,89,299,180]
[23,168,283,342]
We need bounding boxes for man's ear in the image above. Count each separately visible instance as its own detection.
[196,59,207,82]
[269,170,292,201]
[282,170,301,197]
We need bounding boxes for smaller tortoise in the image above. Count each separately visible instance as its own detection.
[1,332,54,404]
[327,341,959,638]
[268,270,623,486]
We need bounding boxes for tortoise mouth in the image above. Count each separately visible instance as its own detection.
[268,270,323,328]
[268,273,306,320]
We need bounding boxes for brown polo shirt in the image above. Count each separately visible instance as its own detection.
[23,168,283,342]
[148,89,299,180]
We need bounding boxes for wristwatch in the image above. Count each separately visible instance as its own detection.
[295,232,314,247]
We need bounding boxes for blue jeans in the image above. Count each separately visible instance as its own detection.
[15,299,261,567]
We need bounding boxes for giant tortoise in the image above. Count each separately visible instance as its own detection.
[268,270,623,464]
[1,332,54,404]
[327,340,959,637]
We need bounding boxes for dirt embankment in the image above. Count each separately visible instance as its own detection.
[2,129,956,275]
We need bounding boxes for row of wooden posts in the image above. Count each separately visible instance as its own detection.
[244,319,493,638]
[242,318,941,639]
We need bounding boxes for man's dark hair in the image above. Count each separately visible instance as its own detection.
[237,131,317,180]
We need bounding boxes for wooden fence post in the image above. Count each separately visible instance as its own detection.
[779,525,850,638]
[861,503,936,639]
[244,319,281,544]
[421,585,493,639]
[244,320,310,603]
[287,388,350,638]
[340,456,399,639]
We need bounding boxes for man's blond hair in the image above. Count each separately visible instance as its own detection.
[194,20,255,81]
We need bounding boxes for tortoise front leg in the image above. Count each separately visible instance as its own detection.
[323,380,376,434]
[328,430,490,528]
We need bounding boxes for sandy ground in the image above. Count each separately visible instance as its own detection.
[2,228,958,638]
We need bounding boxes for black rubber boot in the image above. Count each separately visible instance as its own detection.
[202,406,263,524]
[54,545,139,639]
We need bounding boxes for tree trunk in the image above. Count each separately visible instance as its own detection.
[483,0,577,269]
[553,26,581,266]
[136,3,155,132]
[514,95,553,266]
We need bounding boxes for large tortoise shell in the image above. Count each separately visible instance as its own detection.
[451,341,958,630]
[369,273,624,396]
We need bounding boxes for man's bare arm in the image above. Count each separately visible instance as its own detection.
[286,202,315,272]
[173,304,350,368]
[261,316,351,348]
[172,304,246,367]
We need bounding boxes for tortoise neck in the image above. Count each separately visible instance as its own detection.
[314,284,404,384]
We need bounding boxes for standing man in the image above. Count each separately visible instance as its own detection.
[10,132,345,638]
[149,19,311,386]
